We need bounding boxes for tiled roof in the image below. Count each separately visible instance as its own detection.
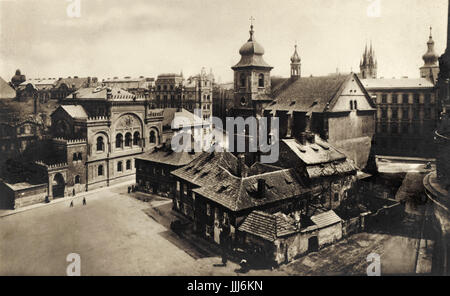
[238,211,299,241]
[281,137,347,165]
[310,210,342,229]
[361,78,434,90]
[162,108,203,130]
[55,77,96,89]
[66,87,137,100]
[266,74,351,113]
[171,152,309,212]
[19,78,57,90]
[135,148,200,167]
[60,105,88,119]
[0,77,16,99]
[306,161,356,179]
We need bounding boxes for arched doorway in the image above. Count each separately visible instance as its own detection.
[52,173,65,198]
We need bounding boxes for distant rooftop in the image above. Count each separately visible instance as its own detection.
[361,78,434,90]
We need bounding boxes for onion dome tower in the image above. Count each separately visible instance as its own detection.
[420,27,440,83]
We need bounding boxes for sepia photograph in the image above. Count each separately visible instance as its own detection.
[0,0,449,281]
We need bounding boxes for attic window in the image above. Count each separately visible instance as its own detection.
[284,177,293,184]
[193,168,201,174]
[290,101,296,106]
[310,101,318,107]
[298,147,306,153]
[217,185,229,193]
[311,146,319,152]
[269,101,276,106]
[185,165,193,171]
[317,143,330,150]
[200,171,210,178]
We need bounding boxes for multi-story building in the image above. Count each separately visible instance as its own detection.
[360,30,440,158]
[265,45,376,169]
[102,76,154,97]
[30,86,164,200]
[152,69,213,121]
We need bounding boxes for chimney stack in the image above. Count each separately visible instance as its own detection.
[106,88,112,100]
[237,153,247,177]
[257,178,266,197]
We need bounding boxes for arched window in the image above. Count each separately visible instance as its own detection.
[240,74,246,87]
[75,175,81,184]
[117,161,123,172]
[125,133,132,147]
[77,152,82,161]
[73,153,78,161]
[133,132,140,146]
[98,165,104,176]
[149,130,156,144]
[96,136,104,151]
[354,100,358,110]
[126,160,131,170]
[258,73,264,87]
[116,133,123,148]
[350,101,353,110]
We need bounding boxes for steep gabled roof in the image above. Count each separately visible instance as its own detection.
[66,87,137,100]
[281,136,347,165]
[57,105,88,119]
[0,77,16,99]
[238,211,299,241]
[171,152,309,212]
[266,74,350,113]
[136,148,200,167]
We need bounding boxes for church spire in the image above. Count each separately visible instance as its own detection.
[290,42,301,78]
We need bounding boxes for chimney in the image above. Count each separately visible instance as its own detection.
[237,153,247,177]
[286,111,294,138]
[306,132,315,144]
[257,179,266,197]
[299,132,307,145]
[72,92,77,99]
[106,88,112,100]
[87,76,91,87]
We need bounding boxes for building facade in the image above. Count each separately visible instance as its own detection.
[360,31,440,158]
[32,86,164,200]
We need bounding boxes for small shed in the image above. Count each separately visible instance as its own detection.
[310,210,343,248]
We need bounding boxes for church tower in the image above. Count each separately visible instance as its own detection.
[290,44,301,78]
[231,20,273,117]
[359,42,377,79]
[420,27,440,84]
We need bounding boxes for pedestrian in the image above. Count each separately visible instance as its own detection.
[70,200,73,207]
[239,258,248,273]
[82,197,86,205]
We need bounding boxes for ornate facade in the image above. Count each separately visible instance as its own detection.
[35,86,163,200]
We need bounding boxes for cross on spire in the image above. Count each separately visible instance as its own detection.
[249,16,255,26]
[248,16,255,40]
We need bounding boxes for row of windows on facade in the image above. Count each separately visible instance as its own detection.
[376,122,434,134]
[155,81,210,91]
[239,73,265,88]
[379,107,434,120]
[155,94,211,101]
[378,93,433,105]
[96,159,133,176]
[95,130,158,151]
[136,164,170,176]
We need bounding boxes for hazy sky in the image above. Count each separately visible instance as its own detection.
[0,0,448,83]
